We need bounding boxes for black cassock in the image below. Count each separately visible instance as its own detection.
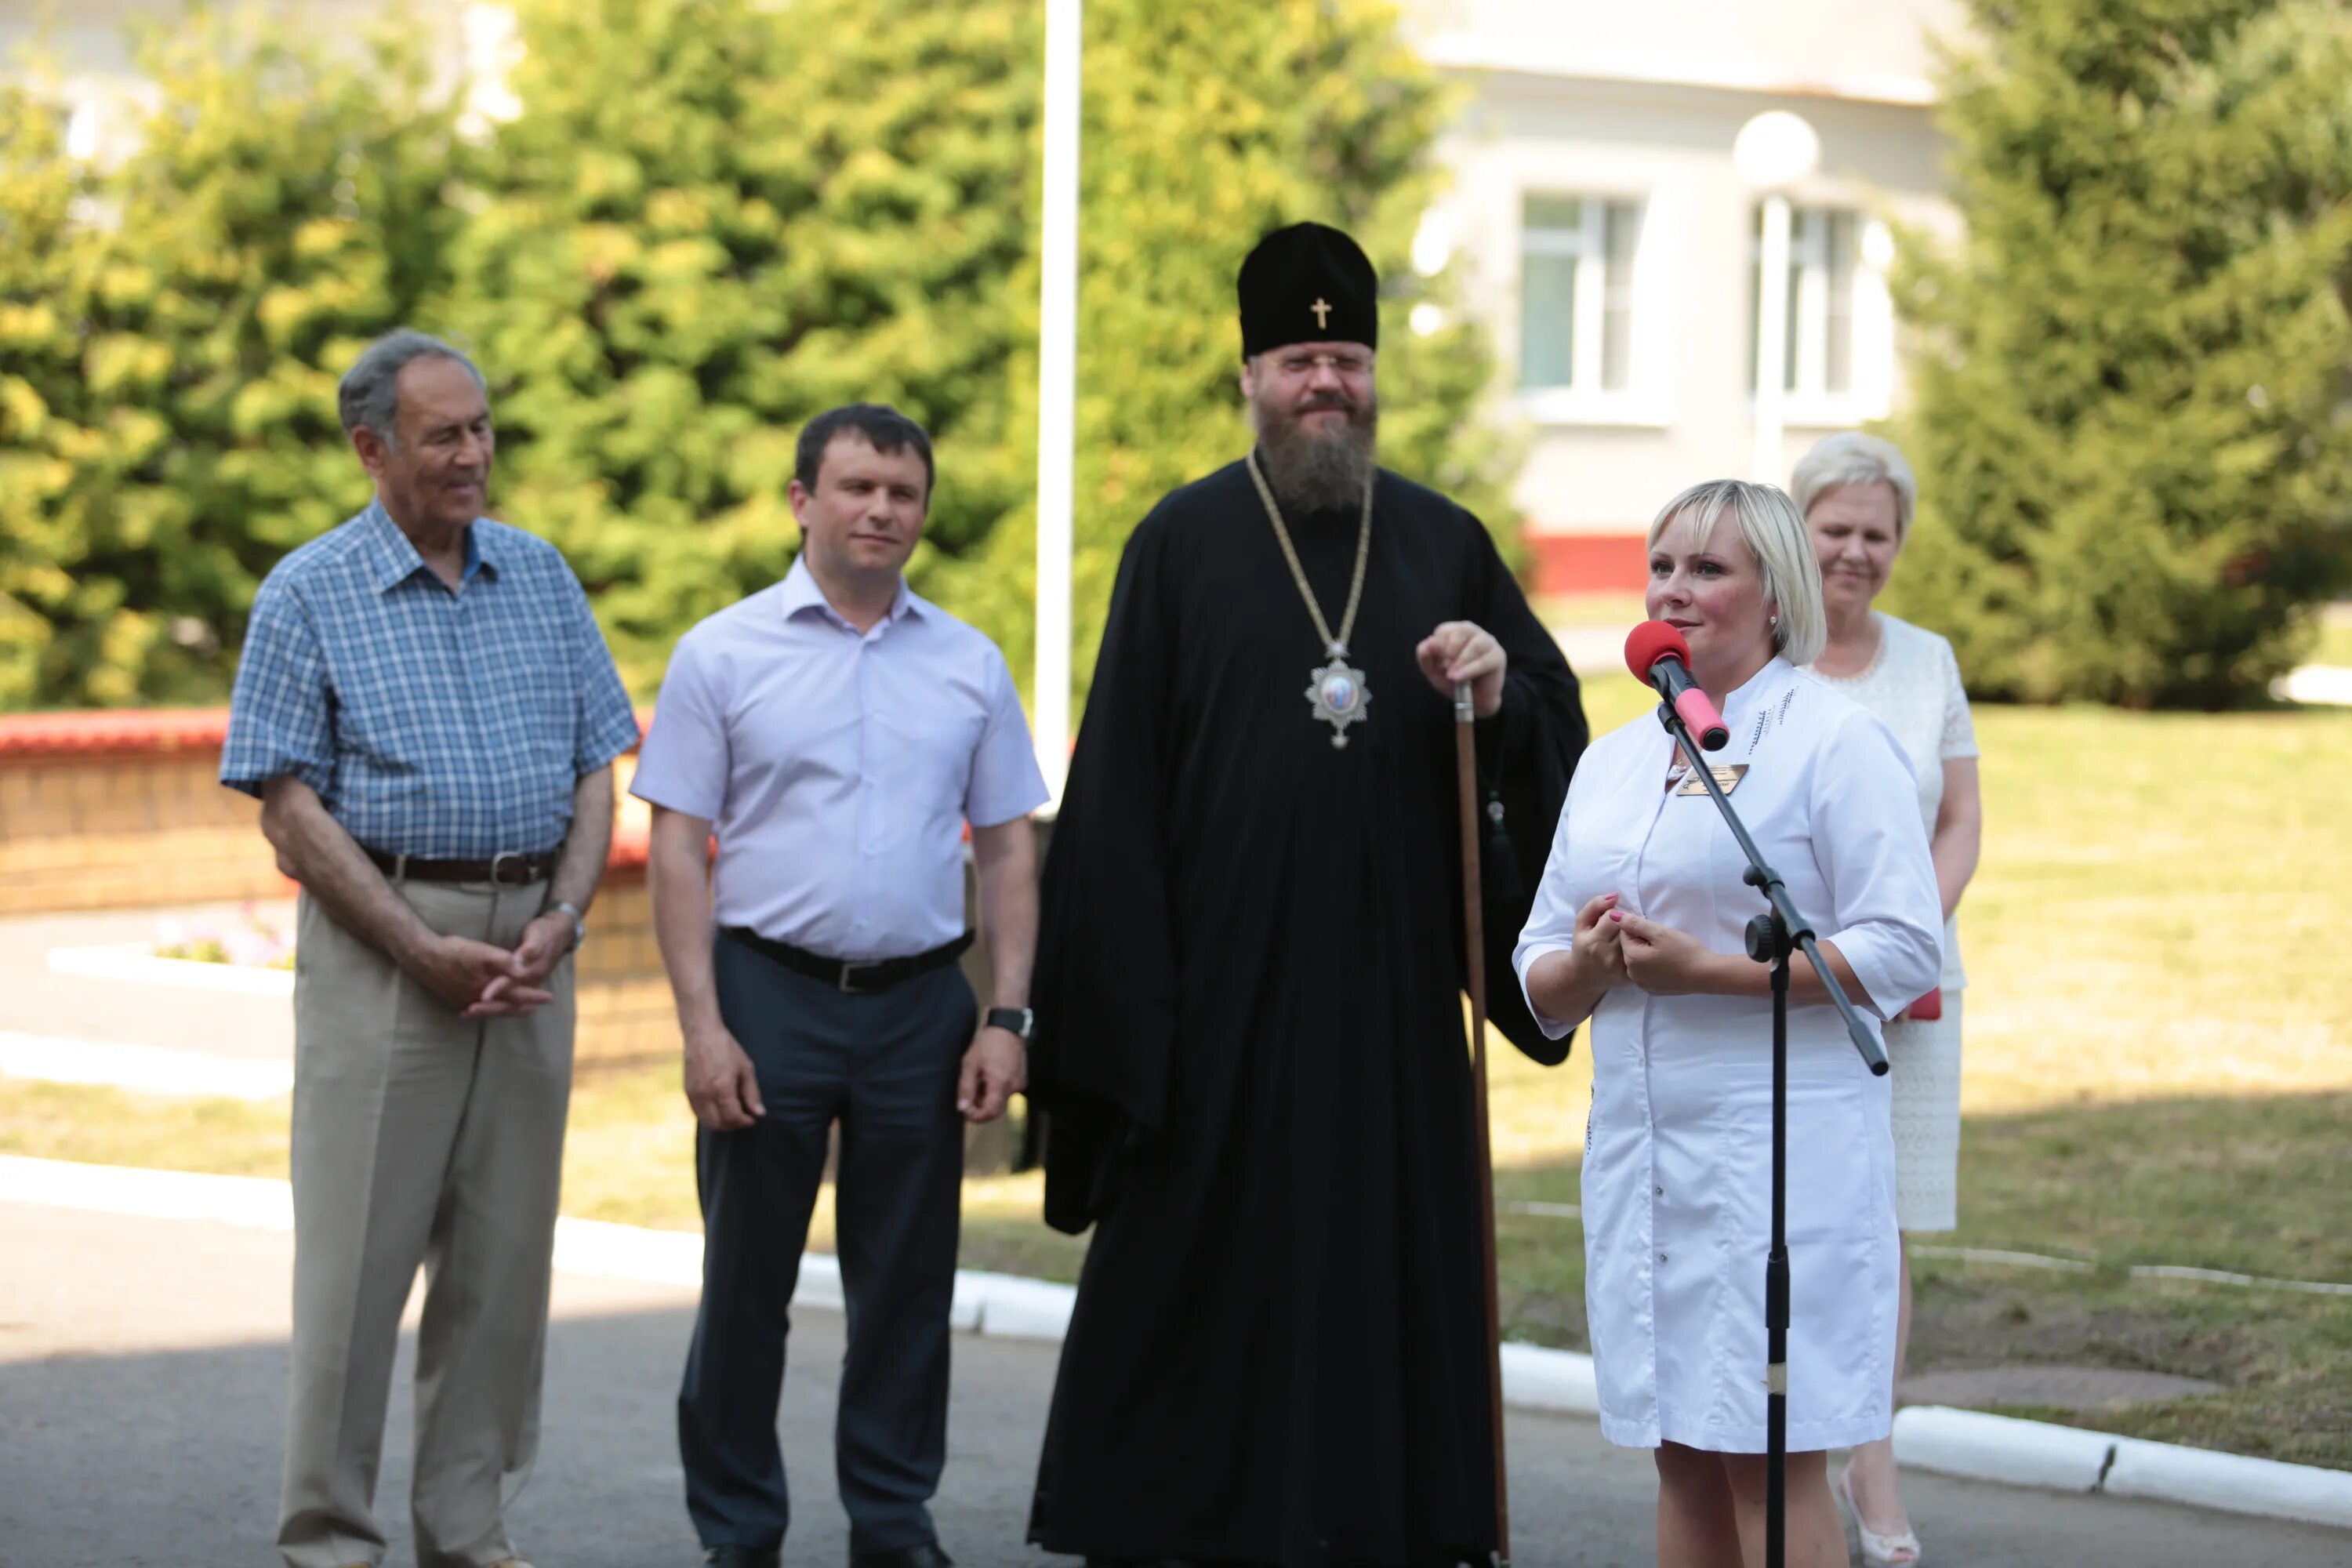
[1025,459,1589,1567]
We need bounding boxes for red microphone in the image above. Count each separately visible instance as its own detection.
[1624,622,1730,752]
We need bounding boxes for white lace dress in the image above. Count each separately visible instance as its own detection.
[1808,614,1977,1232]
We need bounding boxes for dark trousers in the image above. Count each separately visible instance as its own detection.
[679,929,974,1554]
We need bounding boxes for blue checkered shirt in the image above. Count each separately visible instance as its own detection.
[221,501,641,858]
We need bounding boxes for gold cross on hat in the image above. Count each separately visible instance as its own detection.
[1311,297,1332,328]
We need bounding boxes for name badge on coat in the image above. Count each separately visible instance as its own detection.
[1671,763,1751,797]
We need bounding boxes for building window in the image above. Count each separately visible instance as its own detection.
[1519,194,1646,394]
[1748,205,1895,416]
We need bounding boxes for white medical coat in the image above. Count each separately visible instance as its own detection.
[1514,659,1942,1452]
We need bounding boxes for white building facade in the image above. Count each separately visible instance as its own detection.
[1407,0,1965,592]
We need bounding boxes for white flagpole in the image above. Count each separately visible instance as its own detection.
[1753,191,1792,485]
[1033,0,1082,805]
[1732,111,1820,488]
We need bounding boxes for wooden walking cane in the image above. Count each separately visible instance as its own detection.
[1454,680,1512,1568]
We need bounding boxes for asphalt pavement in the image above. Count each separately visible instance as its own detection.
[2,1203,2346,1568]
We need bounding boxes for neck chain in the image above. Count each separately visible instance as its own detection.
[1247,448,1374,748]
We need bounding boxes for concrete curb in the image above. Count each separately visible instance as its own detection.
[2104,1432,2352,1526]
[0,1029,294,1101]
[2,1156,2346,1531]
[1893,1406,2352,1529]
[45,942,296,998]
[1892,1405,2114,1492]
[1499,1339,1600,1414]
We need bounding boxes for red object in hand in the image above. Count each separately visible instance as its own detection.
[1905,988,1943,1022]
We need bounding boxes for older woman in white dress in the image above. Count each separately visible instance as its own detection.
[1792,432,1983,1566]
[1515,480,1941,1568]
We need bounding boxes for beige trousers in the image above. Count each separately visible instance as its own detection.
[278,880,574,1568]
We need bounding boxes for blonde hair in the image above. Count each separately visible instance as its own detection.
[1790,430,1918,537]
[1646,480,1827,666]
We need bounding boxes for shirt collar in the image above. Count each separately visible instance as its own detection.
[1716,657,1798,755]
[1650,657,1795,762]
[778,556,924,631]
[361,499,498,593]
[1721,656,1793,721]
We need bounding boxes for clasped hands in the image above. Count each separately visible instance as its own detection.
[1414,621,1505,718]
[405,913,577,1019]
[1569,891,1726,997]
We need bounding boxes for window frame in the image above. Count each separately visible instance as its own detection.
[1513,187,1672,429]
[1751,204,1897,427]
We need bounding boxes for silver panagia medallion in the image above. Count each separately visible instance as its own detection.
[1305,642,1372,749]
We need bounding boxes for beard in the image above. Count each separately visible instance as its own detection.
[1252,383,1378,514]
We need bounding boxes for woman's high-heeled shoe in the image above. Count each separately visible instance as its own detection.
[1837,1464,1922,1567]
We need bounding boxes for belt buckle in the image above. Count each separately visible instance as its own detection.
[489,850,525,886]
[837,959,880,995]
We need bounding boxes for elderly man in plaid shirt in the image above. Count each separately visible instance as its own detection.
[221,328,640,1568]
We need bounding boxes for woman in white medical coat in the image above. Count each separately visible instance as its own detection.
[1515,480,1941,1568]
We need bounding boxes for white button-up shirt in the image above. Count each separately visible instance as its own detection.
[630,561,1049,961]
[1513,659,1941,1453]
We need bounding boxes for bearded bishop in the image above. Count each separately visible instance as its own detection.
[1023,222,1592,1567]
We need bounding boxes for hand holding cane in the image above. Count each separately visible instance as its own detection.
[1454,680,1512,1568]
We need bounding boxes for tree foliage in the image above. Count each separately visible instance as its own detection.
[0,0,1507,709]
[448,0,1043,689]
[1885,0,2352,707]
[928,0,1511,702]
[0,13,458,707]
[0,76,85,705]
[459,0,1504,699]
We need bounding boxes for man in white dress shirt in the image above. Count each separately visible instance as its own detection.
[632,405,1049,1568]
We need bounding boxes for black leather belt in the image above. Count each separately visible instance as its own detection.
[365,845,561,885]
[723,927,974,995]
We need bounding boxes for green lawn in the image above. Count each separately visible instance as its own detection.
[1486,1089,2352,1472]
[7,676,2351,1466]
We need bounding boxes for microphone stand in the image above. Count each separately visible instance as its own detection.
[1653,691,1887,1568]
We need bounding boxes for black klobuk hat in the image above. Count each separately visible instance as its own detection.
[1238,221,1378,360]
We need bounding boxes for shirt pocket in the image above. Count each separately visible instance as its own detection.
[476,622,576,769]
[328,648,433,770]
[874,704,985,837]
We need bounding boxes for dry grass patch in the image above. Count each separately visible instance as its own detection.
[0,1077,286,1177]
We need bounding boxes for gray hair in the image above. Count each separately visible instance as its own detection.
[337,329,487,450]
[1790,430,1918,536]
[1646,479,1828,666]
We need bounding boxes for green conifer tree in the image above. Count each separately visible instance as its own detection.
[933,0,1509,706]
[0,14,459,707]
[447,0,1044,690]
[5,0,1508,709]
[459,0,1505,702]
[1885,0,2352,706]
[0,70,91,706]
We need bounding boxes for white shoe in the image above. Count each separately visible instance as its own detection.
[1837,1464,1922,1566]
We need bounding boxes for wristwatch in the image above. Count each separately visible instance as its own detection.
[546,899,587,953]
[985,1005,1036,1043]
